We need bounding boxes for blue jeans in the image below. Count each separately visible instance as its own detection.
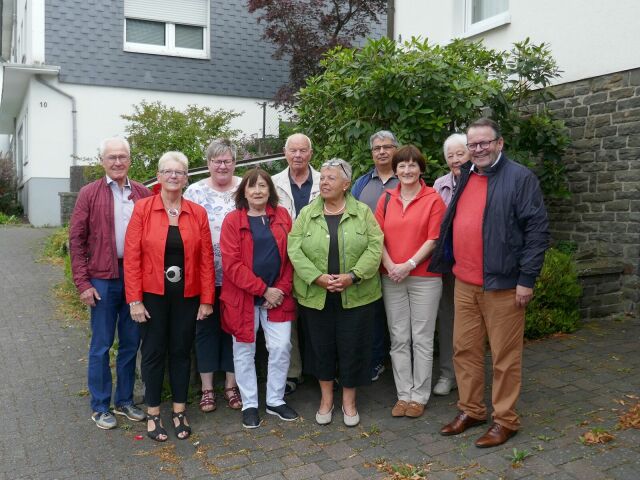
[88,273,140,413]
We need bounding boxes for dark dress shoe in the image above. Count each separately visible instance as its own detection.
[475,423,517,448]
[440,411,486,436]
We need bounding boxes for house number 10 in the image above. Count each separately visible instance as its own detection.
[40,101,48,108]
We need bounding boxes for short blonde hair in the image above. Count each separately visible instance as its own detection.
[158,151,189,172]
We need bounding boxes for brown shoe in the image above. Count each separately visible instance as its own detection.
[475,423,517,448]
[224,386,243,410]
[440,411,486,436]
[391,400,408,417]
[404,401,425,418]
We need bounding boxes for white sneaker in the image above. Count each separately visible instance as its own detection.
[433,377,457,396]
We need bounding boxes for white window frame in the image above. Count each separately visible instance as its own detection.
[123,0,210,59]
[462,0,511,38]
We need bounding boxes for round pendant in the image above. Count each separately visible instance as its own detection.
[167,208,180,217]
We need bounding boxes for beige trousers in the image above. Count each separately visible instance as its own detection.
[453,279,525,430]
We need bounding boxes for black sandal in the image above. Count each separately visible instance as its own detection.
[172,411,192,440]
[147,414,168,442]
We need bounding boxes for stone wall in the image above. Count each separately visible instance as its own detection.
[543,68,640,317]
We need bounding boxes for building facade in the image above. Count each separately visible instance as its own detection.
[394,0,640,316]
[0,0,290,226]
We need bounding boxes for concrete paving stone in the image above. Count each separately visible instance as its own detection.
[282,462,324,480]
[560,457,613,480]
[315,458,342,473]
[337,454,366,468]
[2,226,640,480]
[320,466,364,479]
[279,453,304,467]
[254,474,286,480]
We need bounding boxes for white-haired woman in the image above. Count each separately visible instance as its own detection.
[431,134,470,396]
[288,158,383,427]
[124,151,214,442]
[184,139,242,413]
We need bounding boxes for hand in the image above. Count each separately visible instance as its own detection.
[263,287,284,307]
[326,274,353,292]
[387,262,412,283]
[79,287,101,307]
[130,302,151,323]
[197,303,213,320]
[515,285,534,307]
[314,274,334,290]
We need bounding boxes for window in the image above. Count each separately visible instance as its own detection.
[464,0,510,37]
[124,0,209,59]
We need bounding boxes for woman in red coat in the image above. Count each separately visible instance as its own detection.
[219,168,298,429]
[124,151,214,442]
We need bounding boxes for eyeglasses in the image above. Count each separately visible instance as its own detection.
[372,144,396,153]
[209,159,235,167]
[104,154,130,163]
[322,160,350,179]
[466,139,498,151]
[159,169,188,177]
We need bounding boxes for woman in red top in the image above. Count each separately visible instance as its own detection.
[375,145,445,419]
[219,168,298,429]
[124,151,214,442]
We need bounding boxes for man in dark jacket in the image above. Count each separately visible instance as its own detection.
[430,118,549,448]
[69,137,151,430]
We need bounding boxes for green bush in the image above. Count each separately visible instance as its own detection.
[0,212,21,224]
[42,226,69,260]
[122,101,241,182]
[296,36,570,196]
[525,248,582,339]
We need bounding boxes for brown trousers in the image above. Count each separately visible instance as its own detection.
[453,279,525,430]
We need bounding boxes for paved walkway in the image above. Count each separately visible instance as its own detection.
[0,225,638,479]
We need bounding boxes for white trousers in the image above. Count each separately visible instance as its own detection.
[383,275,442,404]
[232,306,292,410]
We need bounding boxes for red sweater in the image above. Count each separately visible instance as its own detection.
[375,180,445,277]
[219,205,295,343]
[452,173,487,286]
[124,195,215,304]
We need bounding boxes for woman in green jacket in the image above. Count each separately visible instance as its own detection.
[288,158,383,427]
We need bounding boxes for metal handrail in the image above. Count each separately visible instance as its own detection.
[142,153,286,187]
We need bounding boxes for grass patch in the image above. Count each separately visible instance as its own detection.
[0,212,21,224]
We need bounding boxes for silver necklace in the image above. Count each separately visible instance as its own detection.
[324,201,346,215]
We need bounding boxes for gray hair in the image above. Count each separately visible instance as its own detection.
[443,133,468,157]
[206,138,237,162]
[158,151,189,172]
[321,158,352,181]
[369,130,398,149]
[99,136,130,158]
[284,133,313,151]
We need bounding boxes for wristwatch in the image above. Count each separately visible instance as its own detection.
[407,258,417,269]
[348,271,361,284]
[129,301,142,307]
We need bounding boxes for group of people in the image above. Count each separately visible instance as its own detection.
[70,117,549,449]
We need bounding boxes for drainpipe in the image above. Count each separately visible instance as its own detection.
[35,75,78,164]
[387,0,395,40]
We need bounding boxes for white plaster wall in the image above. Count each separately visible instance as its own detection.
[30,0,46,64]
[23,78,284,181]
[395,0,640,85]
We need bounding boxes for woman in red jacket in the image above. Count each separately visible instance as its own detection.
[219,168,298,429]
[124,151,214,442]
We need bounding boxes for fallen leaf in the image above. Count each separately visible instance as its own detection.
[581,430,614,444]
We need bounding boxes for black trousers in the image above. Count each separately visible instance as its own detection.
[300,294,374,388]
[140,289,199,407]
